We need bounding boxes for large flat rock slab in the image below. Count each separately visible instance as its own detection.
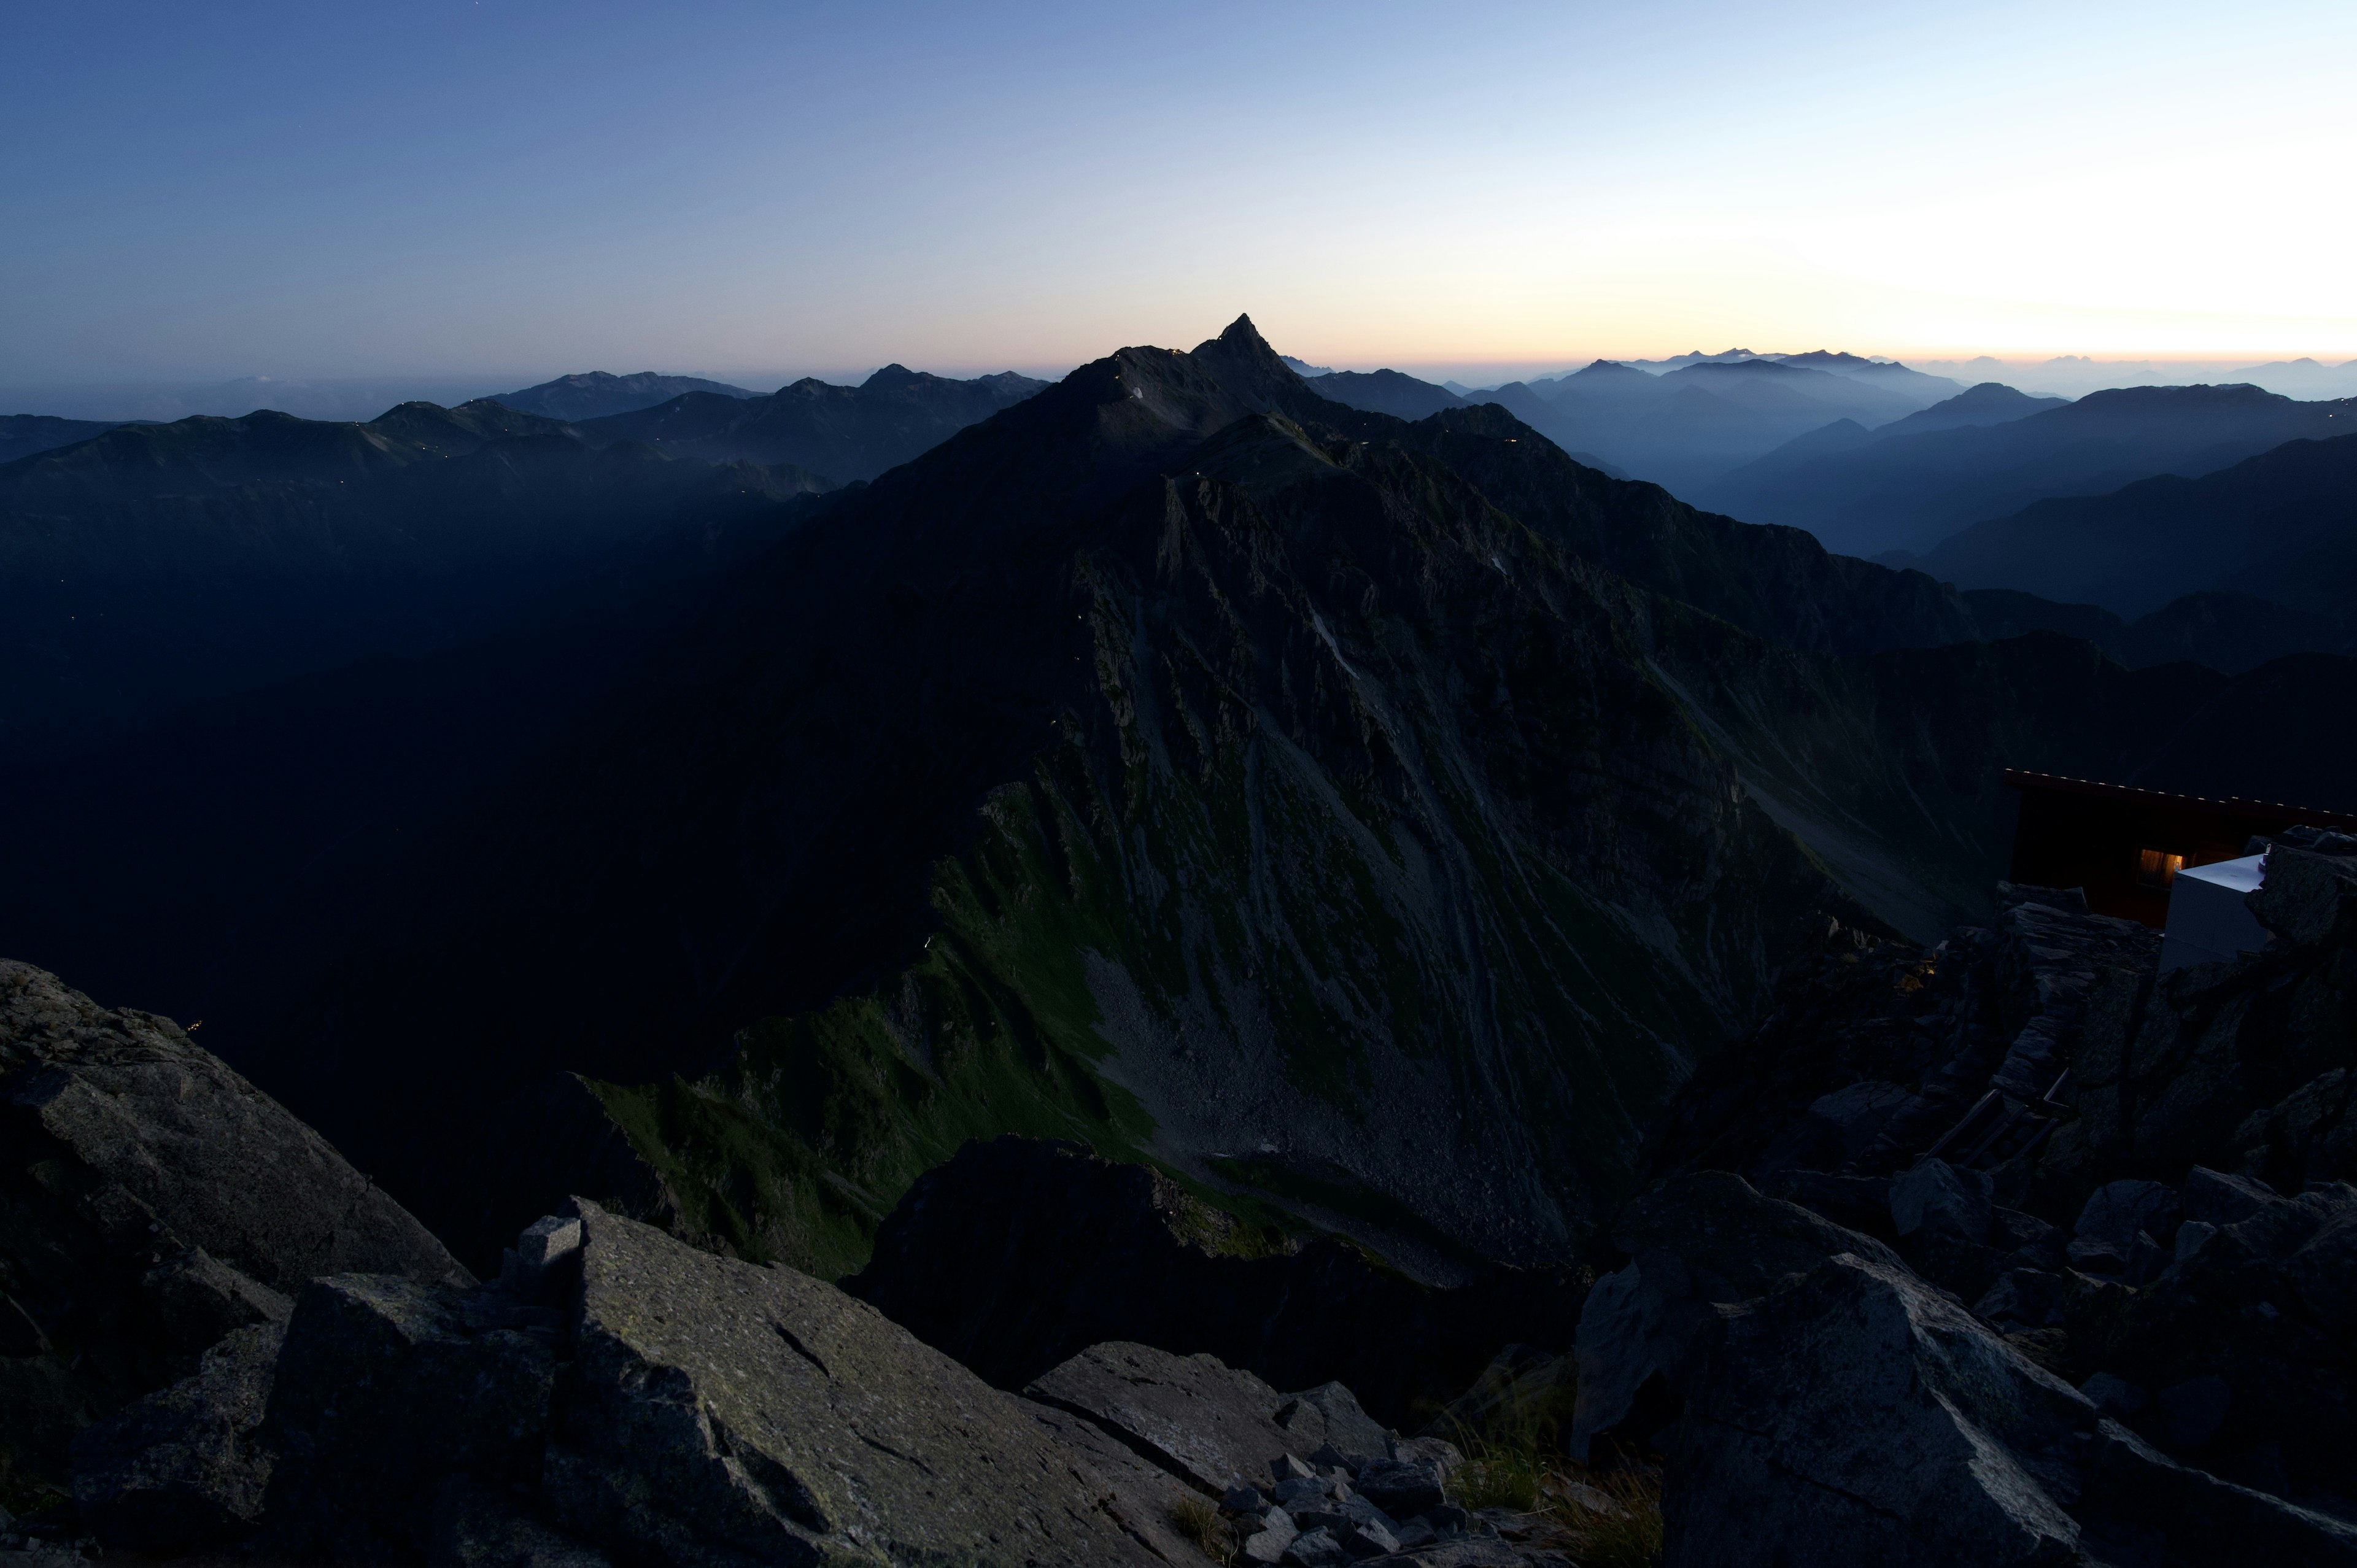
[1024,1340,1322,1496]
[547,1199,1163,1567]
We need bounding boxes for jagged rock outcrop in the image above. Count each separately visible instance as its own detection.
[0,959,467,1504]
[1666,1249,2357,1567]
[850,1137,1585,1428]
[1609,840,2357,1556]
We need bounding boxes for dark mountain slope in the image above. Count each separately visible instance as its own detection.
[579,364,1048,481]
[0,413,126,464]
[1873,381,2069,438]
[1907,431,2357,616]
[1706,383,2356,558]
[219,318,2357,1293]
[491,369,757,420]
[0,475,830,1033]
[1295,367,1463,420]
[0,401,830,757]
[246,317,1892,1273]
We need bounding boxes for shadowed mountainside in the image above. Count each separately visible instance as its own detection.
[0,400,830,758]
[1903,431,2357,619]
[1703,383,2357,558]
[0,413,129,464]
[214,319,2356,1284]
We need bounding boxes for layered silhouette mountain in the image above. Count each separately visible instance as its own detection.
[1705,383,2357,558]
[0,412,128,464]
[1506,356,1955,495]
[153,317,2341,1285]
[576,364,1050,481]
[491,369,758,420]
[1900,430,2357,620]
[1299,370,1628,475]
[0,398,829,757]
[1959,586,2353,673]
[1871,382,2070,438]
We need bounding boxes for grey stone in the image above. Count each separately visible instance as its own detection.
[1665,1252,2093,1567]
[2075,1178,2182,1252]
[1285,1379,1391,1465]
[548,1199,1157,1567]
[1571,1172,1899,1458]
[2286,1204,2357,1335]
[1274,1452,1318,1483]
[2078,1372,2148,1418]
[1277,1476,1331,1510]
[1973,1268,2065,1329]
[0,959,470,1299]
[2173,1219,2219,1267]
[2184,1166,2282,1227]
[1282,1525,1349,1566]
[70,1322,281,1551]
[1355,1455,1449,1516]
[1020,1397,1202,1565]
[1028,1339,1315,1497]
[260,1273,555,1554]
[1891,1158,1992,1245]
[2158,1374,2233,1450]
[140,1246,292,1354]
[1228,1482,1272,1513]
[2079,1418,2357,1564]
[498,1213,584,1303]
[1242,1504,1300,1563]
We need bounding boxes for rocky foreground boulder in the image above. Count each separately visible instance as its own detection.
[0,958,467,1515]
[1598,838,2357,1563]
[53,1194,1587,1566]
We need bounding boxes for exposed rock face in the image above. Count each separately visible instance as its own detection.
[0,959,468,1497]
[69,1322,281,1550]
[1666,1249,2357,1567]
[1610,846,2357,1555]
[545,1199,1160,1567]
[1024,1341,1325,1496]
[1569,1171,1900,1458]
[850,1137,1584,1429]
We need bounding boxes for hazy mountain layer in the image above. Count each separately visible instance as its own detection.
[1904,430,2357,617]
[491,369,758,420]
[1513,357,1953,495]
[579,364,1049,481]
[1705,383,2356,558]
[0,399,829,757]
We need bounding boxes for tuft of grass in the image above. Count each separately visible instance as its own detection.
[1544,1462,1664,1568]
[1443,1416,1663,1567]
[1170,1491,1233,1564]
[1448,1427,1546,1512]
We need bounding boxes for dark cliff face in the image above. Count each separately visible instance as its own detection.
[249,317,1886,1272]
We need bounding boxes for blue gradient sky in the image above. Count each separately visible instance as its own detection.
[4,0,2353,384]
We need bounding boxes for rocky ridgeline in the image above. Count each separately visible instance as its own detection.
[39,1191,1586,1567]
[1566,828,2357,1564]
[0,959,468,1535]
[3,831,2352,1564]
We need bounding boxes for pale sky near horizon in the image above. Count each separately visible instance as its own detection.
[4,0,2353,385]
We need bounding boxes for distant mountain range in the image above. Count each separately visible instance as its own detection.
[1704,384,2356,558]
[0,398,830,760]
[491,370,759,420]
[1453,355,1965,495]
[576,365,1050,482]
[1897,430,2357,620]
